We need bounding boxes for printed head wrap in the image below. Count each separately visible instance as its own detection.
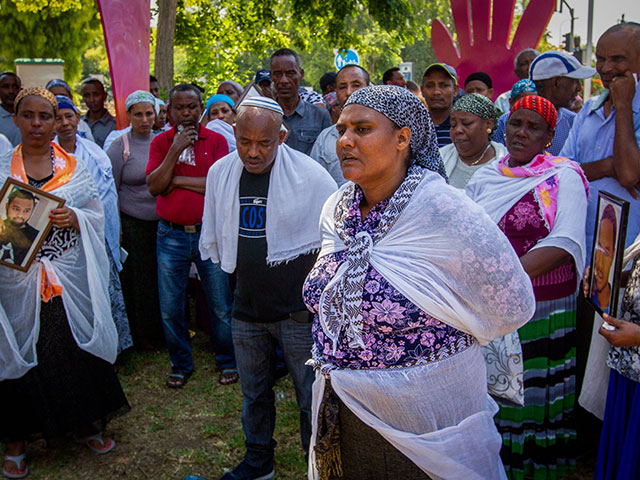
[452,93,500,132]
[238,96,284,116]
[343,85,446,178]
[511,95,557,129]
[510,79,537,99]
[154,97,165,115]
[15,88,57,114]
[323,92,338,110]
[125,90,156,111]
[205,94,235,114]
[45,79,72,96]
[55,95,78,113]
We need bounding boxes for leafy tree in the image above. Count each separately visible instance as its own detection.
[0,0,100,85]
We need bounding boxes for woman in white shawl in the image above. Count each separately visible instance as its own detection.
[303,85,535,480]
[0,89,128,479]
[466,95,589,479]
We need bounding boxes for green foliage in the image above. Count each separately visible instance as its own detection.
[171,0,452,92]
[0,0,101,85]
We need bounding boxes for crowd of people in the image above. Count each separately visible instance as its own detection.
[0,20,638,480]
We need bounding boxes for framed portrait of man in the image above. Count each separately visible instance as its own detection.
[587,191,630,317]
[0,178,65,272]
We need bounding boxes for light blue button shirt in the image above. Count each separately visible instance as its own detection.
[55,134,122,269]
[560,87,640,260]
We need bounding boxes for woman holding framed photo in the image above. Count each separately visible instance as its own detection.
[0,88,129,479]
[467,95,589,479]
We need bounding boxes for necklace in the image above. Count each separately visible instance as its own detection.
[463,143,492,166]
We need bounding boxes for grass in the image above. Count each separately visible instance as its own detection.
[3,331,307,480]
[1,324,597,479]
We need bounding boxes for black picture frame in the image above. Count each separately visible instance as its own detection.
[587,191,630,317]
[0,178,65,272]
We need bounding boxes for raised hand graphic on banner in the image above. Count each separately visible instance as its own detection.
[431,0,555,100]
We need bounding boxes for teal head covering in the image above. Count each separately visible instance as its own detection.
[125,90,156,111]
[205,94,234,114]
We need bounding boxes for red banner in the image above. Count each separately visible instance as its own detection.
[96,0,150,129]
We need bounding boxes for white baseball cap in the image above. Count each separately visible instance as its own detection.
[529,50,596,81]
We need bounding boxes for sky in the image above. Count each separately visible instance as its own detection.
[546,0,639,48]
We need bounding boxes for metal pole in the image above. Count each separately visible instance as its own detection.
[584,0,595,101]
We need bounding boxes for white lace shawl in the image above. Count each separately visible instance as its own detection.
[0,151,117,380]
[466,161,588,279]
[199,143,337,273]
[317,169,536,347]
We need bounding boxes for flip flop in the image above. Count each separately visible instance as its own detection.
[166,372,190,388]
[75,433,115,454]
[2,454,28,479]
[218,369,239,386]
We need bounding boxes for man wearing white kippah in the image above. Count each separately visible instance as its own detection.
[200,96,337,480]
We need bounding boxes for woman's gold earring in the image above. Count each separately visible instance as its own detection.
[487,128,492,134]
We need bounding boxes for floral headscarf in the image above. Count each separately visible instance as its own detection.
[452,93,500,131]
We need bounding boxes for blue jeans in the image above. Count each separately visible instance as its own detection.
[156,222,235,373]
[232,316,314,468]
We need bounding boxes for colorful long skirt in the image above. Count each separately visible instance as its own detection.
[495,293,577,480]
[595,368,640,479]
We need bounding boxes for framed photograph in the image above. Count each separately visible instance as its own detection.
[0,178,65,272]
[587,191,630,317]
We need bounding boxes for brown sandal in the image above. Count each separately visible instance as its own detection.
[218,369,239,385]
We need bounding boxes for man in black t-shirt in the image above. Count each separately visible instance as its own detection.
[200,96,337,480]
[0,188,39,266]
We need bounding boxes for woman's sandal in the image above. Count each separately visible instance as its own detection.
[2,454,28,479]
[218,369,239,385]
[74,433,115,454]
[166,371,190,388]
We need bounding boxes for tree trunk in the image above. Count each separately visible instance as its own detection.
[155,0,177,94]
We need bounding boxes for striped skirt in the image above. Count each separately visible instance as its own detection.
[495,293,577,480]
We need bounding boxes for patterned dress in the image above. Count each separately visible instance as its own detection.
[495,187,577,480]
[304,187,474,371]
[595,256,640,479]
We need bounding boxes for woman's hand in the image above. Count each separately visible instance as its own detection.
[50,207,79,231]
[582,266,590,298]
[599,313,640,347]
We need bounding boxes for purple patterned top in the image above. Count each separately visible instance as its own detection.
[303,186,474,370]
[498,188,576,301]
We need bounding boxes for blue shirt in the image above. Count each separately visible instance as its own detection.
[55,134,122,269]
[434,116,452,147]
[283,98,331,155]
[560,87,640,259]
[493,107,576,156]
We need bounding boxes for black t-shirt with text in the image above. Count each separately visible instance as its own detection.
[234,168,316,322]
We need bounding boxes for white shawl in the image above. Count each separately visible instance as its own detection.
[0,151,117,380]
[466,160,588,278]
[318,169,535,346]
[200,143,337,273]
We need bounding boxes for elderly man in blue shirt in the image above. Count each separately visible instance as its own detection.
[310,64,370,186]
[528,50,596,155]
[561,22,640,257]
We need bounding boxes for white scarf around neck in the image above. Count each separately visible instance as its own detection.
[200,143,337,273]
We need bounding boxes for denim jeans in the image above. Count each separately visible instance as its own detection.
[156,222,235,373]
[232,316,314,468]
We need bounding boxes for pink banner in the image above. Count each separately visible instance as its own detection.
[96,0,151,129]
[431,0,555,100]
